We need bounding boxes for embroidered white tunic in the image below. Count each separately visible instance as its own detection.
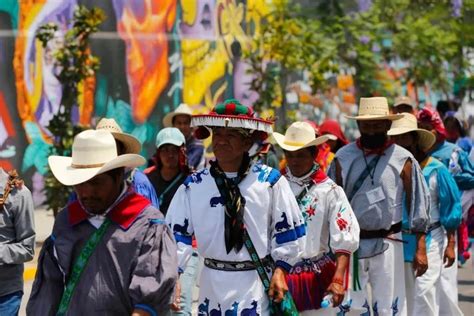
[285,168,360,259]
[166,162,305,315]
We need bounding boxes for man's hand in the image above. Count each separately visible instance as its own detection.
[170,279,181,311]
[413,247,428,277]
[444,243,456,267]
[326,282,345,307]
[268,267,288,303]
[444,230,457,268]
[327,253,350,307]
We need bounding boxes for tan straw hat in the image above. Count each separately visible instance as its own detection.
[96,118,141,154]
[273,121,330,151]
[388,113,436,152]
[393,96,415,109]
[48,130,146,186]
[162,103,193,127]
[346,97,402,121]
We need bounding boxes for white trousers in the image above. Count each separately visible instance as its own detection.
[404,227,442,316]
[347,235,407,316]
[439,234,462,316]
[405,227,462,316]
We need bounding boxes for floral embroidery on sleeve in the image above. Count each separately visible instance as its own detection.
[336,206,350,232]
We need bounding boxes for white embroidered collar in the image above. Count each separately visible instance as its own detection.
[285,164,319,187]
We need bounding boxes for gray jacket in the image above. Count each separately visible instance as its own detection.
[0,168,36,297]
[27,192,178,315]
[328,143,430,258]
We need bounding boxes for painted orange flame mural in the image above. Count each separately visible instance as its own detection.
[115,0,177,123]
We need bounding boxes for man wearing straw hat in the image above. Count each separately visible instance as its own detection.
[388,113,462,315]
[328,97,430,316]
[93,117,159,208]
[417,107,473,314]
[391,96,417,115]
[163,103,205,170]
[166,99,304,315]
[27,130,178,316]
[273,121,360,315]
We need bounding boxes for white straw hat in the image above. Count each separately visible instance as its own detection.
[96,118,141,154]
[388,113,436,152]
[48,130,146,186]
[162,103,193,127]
[346,97,403,121]
[273,121,330,151]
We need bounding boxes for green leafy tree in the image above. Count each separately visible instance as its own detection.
[373,0,466,104]
[245,0,341,129]
[36,5,105,215]
[246,0,472,119]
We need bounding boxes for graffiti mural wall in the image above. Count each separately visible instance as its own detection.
[0,0,272,204]
[0,0,448,205]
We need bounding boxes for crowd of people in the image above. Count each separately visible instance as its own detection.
[1,96,473,316]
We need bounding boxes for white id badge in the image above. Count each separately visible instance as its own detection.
[365,186,385,204]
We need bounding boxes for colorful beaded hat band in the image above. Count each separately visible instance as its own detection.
[192,99,273,140]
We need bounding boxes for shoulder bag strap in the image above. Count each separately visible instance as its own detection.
[56,218,112,316]
[158,173,185,204]
[242,229,298,316]
[347,155,380,292]
[242,229,272,290]
[347,155,381,201]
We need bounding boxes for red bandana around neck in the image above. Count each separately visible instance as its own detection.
[68,191,151,230]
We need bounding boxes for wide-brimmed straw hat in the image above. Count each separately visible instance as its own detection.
[273,121,330,151]
[48,130,146,186]
[162,103,193,128]
[96,118,141,154]
[346,97,402,121]
[388,113,436,152]
[393,96,416,109]
[192,99,273,140]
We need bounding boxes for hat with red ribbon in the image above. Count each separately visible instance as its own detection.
[192,99,273,140]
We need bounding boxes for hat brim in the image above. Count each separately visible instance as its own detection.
[112,132,141,154]
[157,139,185,149]
[324,134,338,141]
[345,114,403,121]
[273,133,330,151]
[393,102,414,108]
[387,127,436,152]
[163,112,191,128]
[192,115,273,141]
[48,154,146,186]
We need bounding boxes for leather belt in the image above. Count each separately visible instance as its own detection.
[360,222,402,239]
[204,255,274,271]
[402,221,441,234]
[428,221,441,232]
